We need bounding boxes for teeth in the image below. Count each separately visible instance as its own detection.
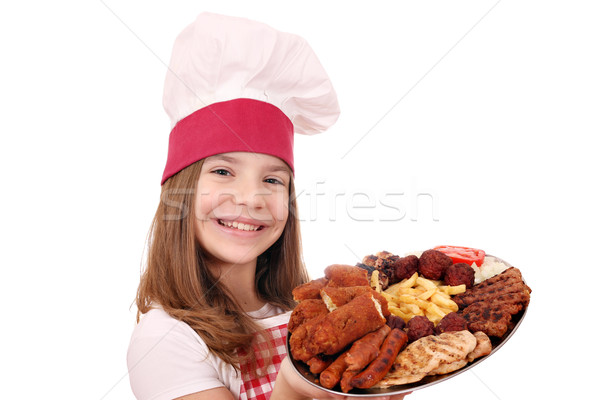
[219,220,260,231]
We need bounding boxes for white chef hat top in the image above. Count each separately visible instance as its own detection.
[163,12,339,134]
[160,12,340,184]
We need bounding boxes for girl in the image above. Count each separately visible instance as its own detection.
[127,12,408,400]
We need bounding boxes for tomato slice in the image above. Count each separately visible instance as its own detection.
[433,245,486,267]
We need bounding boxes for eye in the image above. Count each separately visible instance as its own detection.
[264,177,284,185]
[212,169,231,176]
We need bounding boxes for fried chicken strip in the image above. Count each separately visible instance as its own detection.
[324,264,370,287]
[288,298,329,333]
[289,293,386,362]
[321,286,390,316]
[292,277,328,301]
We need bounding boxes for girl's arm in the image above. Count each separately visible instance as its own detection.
[272,357,411,400]
[174,387,235,400]
[271,357,337,400]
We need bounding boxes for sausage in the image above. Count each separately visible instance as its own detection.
[344,325,391,371]
[306,355,333,374]
[340,369,359,393]
[319,351,349,389]
[350,328,408,389]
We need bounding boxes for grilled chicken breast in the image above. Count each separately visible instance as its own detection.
[374,330,477,387]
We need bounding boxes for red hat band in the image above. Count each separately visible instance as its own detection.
[161,98,294,185]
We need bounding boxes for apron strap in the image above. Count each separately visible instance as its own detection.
[238,312,291,400]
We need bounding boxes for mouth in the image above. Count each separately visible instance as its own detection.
[218,219,264,232]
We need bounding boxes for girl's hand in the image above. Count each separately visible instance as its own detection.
[272,356,411,400]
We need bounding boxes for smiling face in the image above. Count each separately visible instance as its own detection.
[194,152,291,269]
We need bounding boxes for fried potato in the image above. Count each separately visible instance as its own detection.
[417,288,437,300]
[387,305,412,321]
[431,293,459,312]
[401,303,422,315]
[380,292,397,304]
[385,274,461,324]
[439,284,467,296]
[399,272,418,288]
[416,276,438,290]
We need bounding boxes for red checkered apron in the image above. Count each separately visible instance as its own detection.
[237,314,289,400]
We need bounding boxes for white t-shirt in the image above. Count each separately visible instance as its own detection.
[127,303,289,400]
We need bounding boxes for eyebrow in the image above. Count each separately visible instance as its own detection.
[206,154,291,174]
[207,154,238,164]
[266,165,292,174]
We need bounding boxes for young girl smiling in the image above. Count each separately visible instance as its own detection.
[127,12,407,400]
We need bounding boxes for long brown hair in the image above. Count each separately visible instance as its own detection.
[135,159,308,370]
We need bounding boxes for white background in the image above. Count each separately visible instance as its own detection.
[1,1,598,399]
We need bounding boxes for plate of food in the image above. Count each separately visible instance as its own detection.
[286,246,531,396]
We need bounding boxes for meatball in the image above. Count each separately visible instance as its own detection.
[444,262,475,288]
[386,314,406,331]
[406,315,435,343]
[418,249,453,280]
[434,312,468,334]
[392,255,419,282]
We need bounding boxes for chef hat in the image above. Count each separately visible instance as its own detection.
[161,12,340,184]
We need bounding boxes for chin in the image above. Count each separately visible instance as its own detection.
[211,247,267,267]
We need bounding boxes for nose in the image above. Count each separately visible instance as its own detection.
[233,179,267,209]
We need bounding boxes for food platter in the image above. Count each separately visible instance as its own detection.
[286,255,529,397]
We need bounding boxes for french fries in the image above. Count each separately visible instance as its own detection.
[383,272,465,325]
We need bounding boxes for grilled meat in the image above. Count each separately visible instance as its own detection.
[453,267,530,308]
[467,331,492,362]
[362,251,417,286]
[455,267,531,337]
